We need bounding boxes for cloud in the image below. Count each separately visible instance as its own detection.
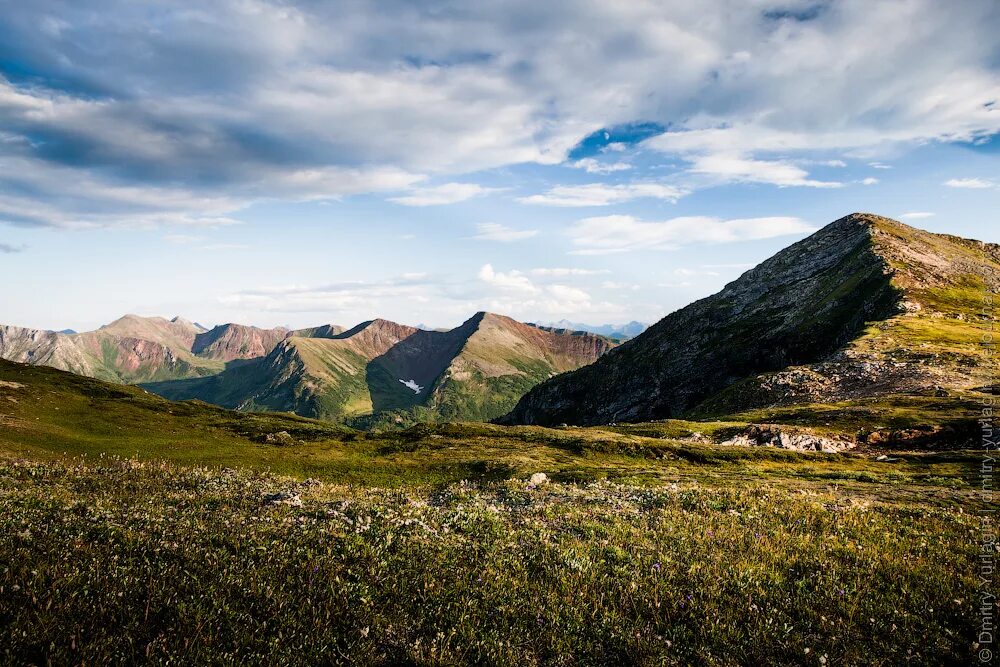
[390,183,498,206]
[0,242,25,253]
[477,264,537,292]
[944,178,995,189]
[571,158,632,174]
[869,162,892,169]
[469,222,538,242]
[899,211,935,219]
[568,215,814,254]
[687,154,842,188]
[529,267,609,277]
[0,1,997,227]
[519,183,686,207]
[860,177,879,185]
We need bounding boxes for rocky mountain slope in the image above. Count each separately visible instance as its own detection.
[501,213,999,427]
[0,315,292,383]
[144,312,614,425]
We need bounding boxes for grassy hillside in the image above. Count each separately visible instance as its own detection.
[0,358,982,663]
[0,457,978,665]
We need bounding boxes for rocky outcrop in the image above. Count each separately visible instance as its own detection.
[718,425,852,453]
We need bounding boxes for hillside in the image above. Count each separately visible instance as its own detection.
[144,312,614,425]
[0,315,291,383]
[502,213,999,427]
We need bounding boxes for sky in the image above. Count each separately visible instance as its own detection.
[0,0,998,332]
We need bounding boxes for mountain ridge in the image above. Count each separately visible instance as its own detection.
[501,213,999,427]
[144,311,615,426]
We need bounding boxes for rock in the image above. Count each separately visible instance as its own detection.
[260,430,295,446]
[528,472,549,486]
[263,491,302,507]
[875,455,900,463]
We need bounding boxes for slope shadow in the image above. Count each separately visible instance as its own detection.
[364,321,477,414]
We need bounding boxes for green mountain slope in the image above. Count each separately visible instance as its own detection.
[501,213,999,427]
[145,313,614,425]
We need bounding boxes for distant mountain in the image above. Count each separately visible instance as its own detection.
[55,329,77,335]
[144,312,614,426]
[501,213,999,427]
[533,320,648,340]
[0,315,291,383]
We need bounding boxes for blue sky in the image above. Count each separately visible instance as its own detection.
[0,0,998,331]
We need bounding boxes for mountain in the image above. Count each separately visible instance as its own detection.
[192,323,291,363]
[0,315,291,383]
[501,213,999,427]
[534,320,648,340]
[144,312,614,425]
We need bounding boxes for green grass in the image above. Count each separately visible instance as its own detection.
[0,358,987,663]
[0,457,981,665]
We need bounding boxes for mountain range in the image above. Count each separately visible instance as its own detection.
[0,311,612,426]
[143,313,613,427]
[501,213,998,431]
[531,320,649,341]
[2,213,995,442]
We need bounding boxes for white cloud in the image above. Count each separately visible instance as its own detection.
[601,281,639,290]
[571,158,632,174]
[519,183,687,207]
[688,154,843,188]
[529,267,609,277]
[944,178,995,189]
[477,264,537,292]
[899,211,935,219]
[390,183,498,206]
[0,1,998,229]
[869,162,893,169]
[568,215,814,254]
[469,222,539,242]
[861,177,879,185]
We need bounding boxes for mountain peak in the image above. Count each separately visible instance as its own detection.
[501,215,998,426]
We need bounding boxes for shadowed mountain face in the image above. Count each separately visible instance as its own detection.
[0,316,292,383]
[501,213,1000,426]
[144,313,614,426]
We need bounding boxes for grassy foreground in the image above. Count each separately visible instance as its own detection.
[0,455,981,665]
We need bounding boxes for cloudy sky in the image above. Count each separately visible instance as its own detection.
[1,0,998,331]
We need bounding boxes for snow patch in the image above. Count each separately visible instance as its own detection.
[399,379,423,394]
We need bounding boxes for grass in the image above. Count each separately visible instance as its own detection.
[0,457,981,665]
[0,358,987,663]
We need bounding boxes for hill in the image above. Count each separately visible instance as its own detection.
[502,213,999,427]
[144,312,614,425]
[0,315,292,383]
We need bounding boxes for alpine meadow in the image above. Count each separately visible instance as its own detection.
[0,2,998,665]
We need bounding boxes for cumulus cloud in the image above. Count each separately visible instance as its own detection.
[477,264,537,292]
[390,183,498,206]
[860,177,879,186]
[944,178,995,189]
[0,0,997,227]
[568,215,814,254]
[687,154,842,188]
[469,223,539,242]
[519,183,686,207]
[899,211,935,219]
